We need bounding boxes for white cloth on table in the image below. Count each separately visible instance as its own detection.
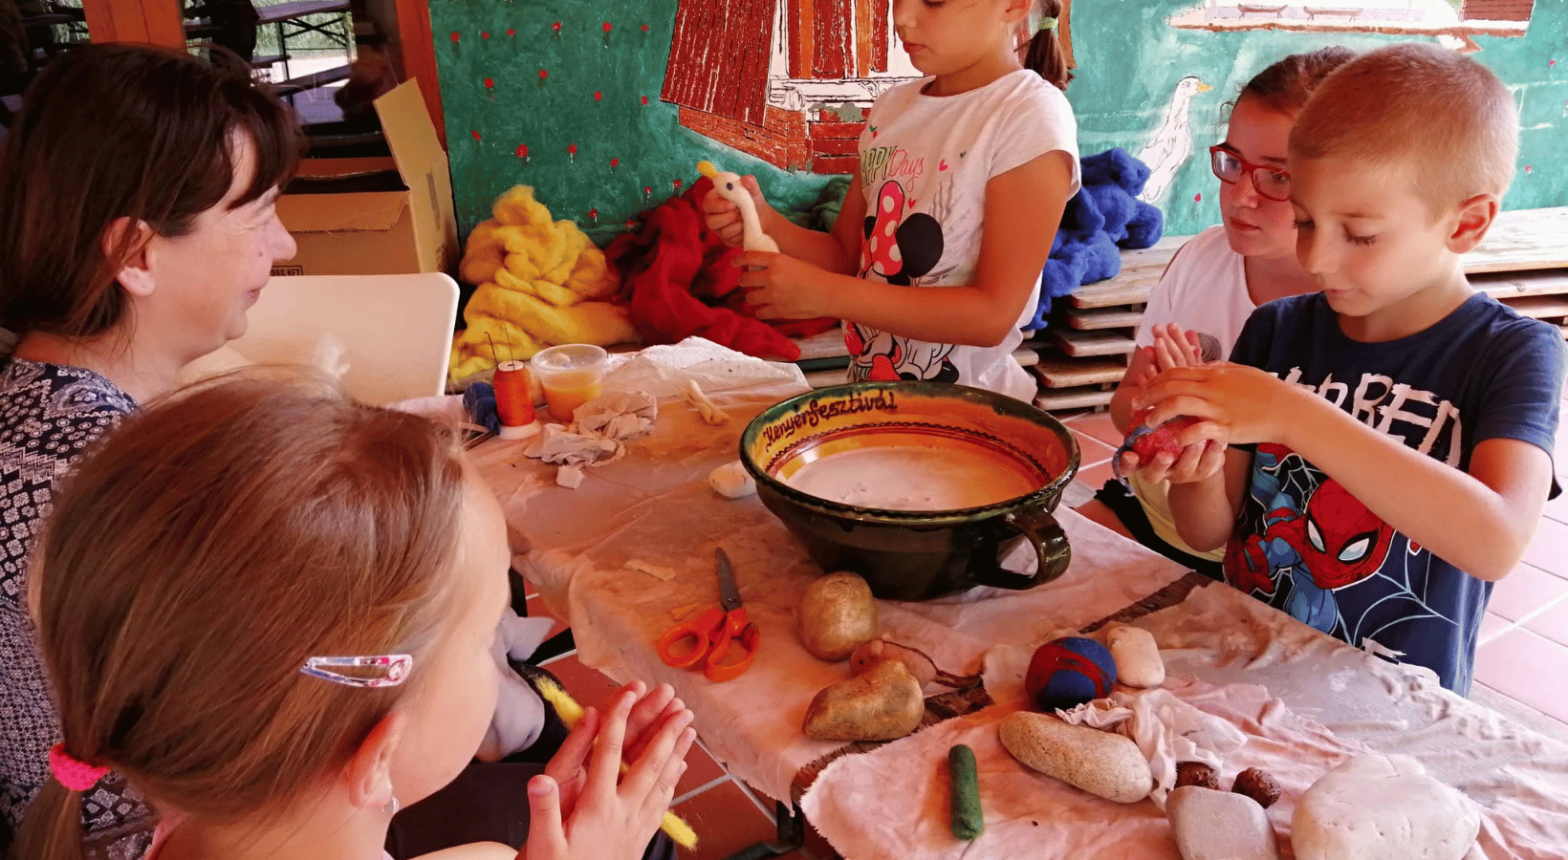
[519,506,1186,806]
[803,582,1568,860]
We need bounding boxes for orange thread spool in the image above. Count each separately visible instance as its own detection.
[494,360,536,427]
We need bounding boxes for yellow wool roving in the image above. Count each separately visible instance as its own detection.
[533,676,699,850]
[448,186,637,386]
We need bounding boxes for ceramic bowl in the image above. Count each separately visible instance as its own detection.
[740,382,1079,601]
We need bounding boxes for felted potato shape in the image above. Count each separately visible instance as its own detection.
[803,658,924,741]
[798,572,879,661]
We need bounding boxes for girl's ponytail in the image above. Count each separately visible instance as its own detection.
[15,780,86,860]
[1023,0,1073,91]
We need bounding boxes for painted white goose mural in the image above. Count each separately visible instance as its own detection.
[1138,75,1213,205]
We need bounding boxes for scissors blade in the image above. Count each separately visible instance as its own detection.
[715,548,743,611]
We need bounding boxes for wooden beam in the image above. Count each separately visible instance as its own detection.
[393,0,445,147]
[82,0,184,47]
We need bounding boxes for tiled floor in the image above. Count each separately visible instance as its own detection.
[522,397,1568,859]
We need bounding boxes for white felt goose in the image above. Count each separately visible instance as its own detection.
[698,160,779,253]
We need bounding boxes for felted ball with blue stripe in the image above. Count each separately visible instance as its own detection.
[1024,636,1118,712]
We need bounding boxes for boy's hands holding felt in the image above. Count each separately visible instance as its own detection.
[1133,362,1301,448]
[1116,324,1230,484]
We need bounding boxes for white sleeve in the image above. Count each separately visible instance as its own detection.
[990,81,1081,196]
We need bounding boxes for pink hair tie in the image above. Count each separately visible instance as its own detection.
[49,744,109,792]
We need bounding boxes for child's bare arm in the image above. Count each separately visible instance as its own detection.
[1166,448,1251,552]
[1140,366,1552,581]
[737,152,1073,346]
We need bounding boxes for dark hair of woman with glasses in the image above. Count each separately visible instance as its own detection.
[1075,46,1357,575]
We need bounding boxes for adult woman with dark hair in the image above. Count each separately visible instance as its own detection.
[0,43,300,852]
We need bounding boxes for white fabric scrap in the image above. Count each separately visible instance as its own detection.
[1058,688,1248,809]
[478,608,557,761]
[523,392,658,487]
[598,336,805,398]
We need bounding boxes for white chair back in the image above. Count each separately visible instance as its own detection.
[230,273,459,405]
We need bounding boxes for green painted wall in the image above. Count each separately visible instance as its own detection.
[429,1,1567,251]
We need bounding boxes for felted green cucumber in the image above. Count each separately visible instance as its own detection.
[948,743,983,840]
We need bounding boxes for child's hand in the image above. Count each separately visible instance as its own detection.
[1133,364,1298,446]
[735,251,835,320]
[701,174,769,248]
[1150,323,1205,371]
[1116,438,1228,485]
[525,686,696,860]
[541,682,684,822]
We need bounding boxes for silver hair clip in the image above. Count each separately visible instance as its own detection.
[300,654,413,688]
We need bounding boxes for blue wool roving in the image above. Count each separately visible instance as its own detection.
[1029,148,1166,328]
[1024,636,1118,712]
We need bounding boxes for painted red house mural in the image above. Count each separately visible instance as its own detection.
[660,0,1076,174]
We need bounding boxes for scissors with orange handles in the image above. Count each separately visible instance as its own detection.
[656,548,760,682]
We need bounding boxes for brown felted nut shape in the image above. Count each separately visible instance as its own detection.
[802,658,924,741]
[798,572,879,662]
[1232,767,1282,808]
[1175,761,1220,790]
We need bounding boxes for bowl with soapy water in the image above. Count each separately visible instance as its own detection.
[740,382,1078,600]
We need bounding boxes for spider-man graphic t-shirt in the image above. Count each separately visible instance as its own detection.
[848,69,1079,402]
[1225,292,1565,694]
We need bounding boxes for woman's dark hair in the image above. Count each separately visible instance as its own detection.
[1023,0,1073,91]
[0,44,301,341]
[1233,46,1357,117]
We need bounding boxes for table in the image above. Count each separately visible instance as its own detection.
[473,376,1568,859]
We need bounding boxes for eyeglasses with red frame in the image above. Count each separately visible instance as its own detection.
[1209,146,1291,202]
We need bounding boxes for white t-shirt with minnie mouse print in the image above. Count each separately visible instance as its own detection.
[847,69,1080,402]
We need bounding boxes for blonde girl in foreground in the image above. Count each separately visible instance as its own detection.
[21,376,695,860]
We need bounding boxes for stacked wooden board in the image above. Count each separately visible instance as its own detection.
[1030,207,1568,413]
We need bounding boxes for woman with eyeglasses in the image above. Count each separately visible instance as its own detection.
[1075,47,1355,577]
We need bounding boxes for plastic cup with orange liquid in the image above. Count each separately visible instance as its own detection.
[531,344,608,423]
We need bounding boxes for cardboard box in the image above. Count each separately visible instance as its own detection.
[273,79,459,277]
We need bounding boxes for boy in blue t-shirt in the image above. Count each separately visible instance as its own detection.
[1125,43,1566,695]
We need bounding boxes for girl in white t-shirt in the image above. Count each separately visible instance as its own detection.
[1076,48,1356,575]
[704,0,1079,403]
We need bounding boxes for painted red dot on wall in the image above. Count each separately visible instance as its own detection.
[552,21,562,33]
[539,69,548,80]
[1551,59,1558,67]
[569,143,578,155]
[590,207,599,223]
[610,157,620,168]
[1194,193,1202,203]
[507,28,515,37]
[481,31,490,39]
[641,95,649,106]
[484,77,494,89]
[603,21,613,32]
[1526,165,1534,173]
[516,144,529,159]
[642,23,650,32]
[594,91,603,102]
[471,130,482,142]
[674,179,683,189]
[450,31,460,42]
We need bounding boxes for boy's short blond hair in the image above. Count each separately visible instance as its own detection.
[1289,43,1518,218]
